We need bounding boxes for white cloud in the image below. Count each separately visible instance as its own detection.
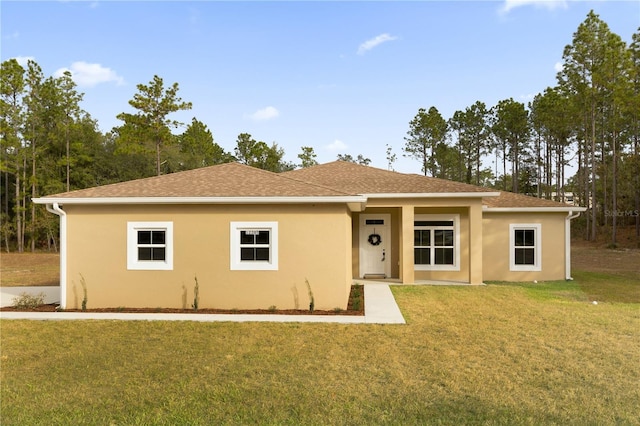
[248,106,280,121]
[54,61,124,88]
[357,33,398,55]
[326,139,347,152]
[520,93,535,103]
[13,56,35,67]
[554,61,564,73]
[499,0,568,15]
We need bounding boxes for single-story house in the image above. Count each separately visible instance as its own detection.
[34,161,586,310]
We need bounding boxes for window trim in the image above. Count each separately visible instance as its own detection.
[414,214,460,271]
[509,223,542,272]
[230,221,278,271]
[127,221,174,271]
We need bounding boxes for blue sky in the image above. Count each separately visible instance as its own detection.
[2,0,639,174]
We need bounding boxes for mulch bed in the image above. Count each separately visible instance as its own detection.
[1,285,365,316]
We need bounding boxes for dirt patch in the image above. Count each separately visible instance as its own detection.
[0,252,59,287]
[572,226,640,273]
[572,245,640,274]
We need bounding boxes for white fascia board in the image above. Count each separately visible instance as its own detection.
[32,195,368,205]
[483,206,588,213]
[362,192,500,199]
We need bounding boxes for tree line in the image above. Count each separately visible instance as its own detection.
[402,11,639,246]
[1,10,638,252]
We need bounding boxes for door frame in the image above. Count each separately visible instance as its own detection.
[359,214,391,279]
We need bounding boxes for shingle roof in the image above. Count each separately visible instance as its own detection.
[38,160,580,210]
[282,161,491,194]
[284,161,577,209]
[482,190,574,209]
[43,162,353,198]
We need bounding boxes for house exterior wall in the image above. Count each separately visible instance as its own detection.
[352,198,484,284]
[482,212,567,281]
[63,203,352,310]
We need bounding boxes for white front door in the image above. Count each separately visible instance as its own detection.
[359,214,391,279]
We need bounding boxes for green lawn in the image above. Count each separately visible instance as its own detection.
[1,275,638,425]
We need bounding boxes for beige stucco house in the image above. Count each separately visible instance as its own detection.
[34,161,586,310]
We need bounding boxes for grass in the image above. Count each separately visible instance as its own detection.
[2,281,639,424]
[1,246,639,424]
[0,253,59,287]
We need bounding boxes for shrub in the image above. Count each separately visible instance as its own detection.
[12,292,46,309]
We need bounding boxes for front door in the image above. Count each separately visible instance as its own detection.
[359,214,391,279]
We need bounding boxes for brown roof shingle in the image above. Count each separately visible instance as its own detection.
[39,160,580,210]
[282,161,491,194]
[44,162,353,198]
[482,190,574,209]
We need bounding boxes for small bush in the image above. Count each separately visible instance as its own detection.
[192,275,200,311]
[268,305,277,312]
[306,279,315,312]
[12,292,46,309]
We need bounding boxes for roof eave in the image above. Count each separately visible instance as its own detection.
[483,206,588,213]
[362,192,500,199]
[33,195,368,206]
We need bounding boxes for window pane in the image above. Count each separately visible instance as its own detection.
[255,248,270,261]
[240,247,255,261]
[151,231,165,245]
[523,230,535,246]
[152,247,166,261]
[414,230,430,246]
[435,248,454,265]
[255,231,270,245]
[138,247,152,261]
[240,231,255,244]
[434,230,453,246]
[414,248,431,265]
[515,248,535,265]
[415,221,454,227]
[515,229,536,247]
[138,231,151,245]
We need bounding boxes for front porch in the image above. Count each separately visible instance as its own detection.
[353,278,481,286]
[352,200,485,285]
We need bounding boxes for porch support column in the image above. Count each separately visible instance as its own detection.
[399,205,414,284]
[469,202,483,285]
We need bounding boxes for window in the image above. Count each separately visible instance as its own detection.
[414,215,460,271]
[230,222,278,270]
[509,224,541,271]
[127,222,173,270]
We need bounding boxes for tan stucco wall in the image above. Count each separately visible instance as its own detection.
[352,199,484,284]
[63,204,352,310]
[482,212,567,281]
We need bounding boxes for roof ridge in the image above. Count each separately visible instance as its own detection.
[277,170,357,196]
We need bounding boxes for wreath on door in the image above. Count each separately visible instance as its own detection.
[368,233,382,246]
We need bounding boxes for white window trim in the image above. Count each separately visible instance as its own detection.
[509,223,542,272]
[230,221,278,271]
[414,214,460,272]
[127,221,174,271]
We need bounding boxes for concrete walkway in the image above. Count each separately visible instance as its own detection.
[0,284,405,324]
[0,286,60,308]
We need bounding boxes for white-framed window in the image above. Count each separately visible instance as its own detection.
[509,224,542,272]
[127,222,173,271]
[230,222,278,271]
[414,214,460,271]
